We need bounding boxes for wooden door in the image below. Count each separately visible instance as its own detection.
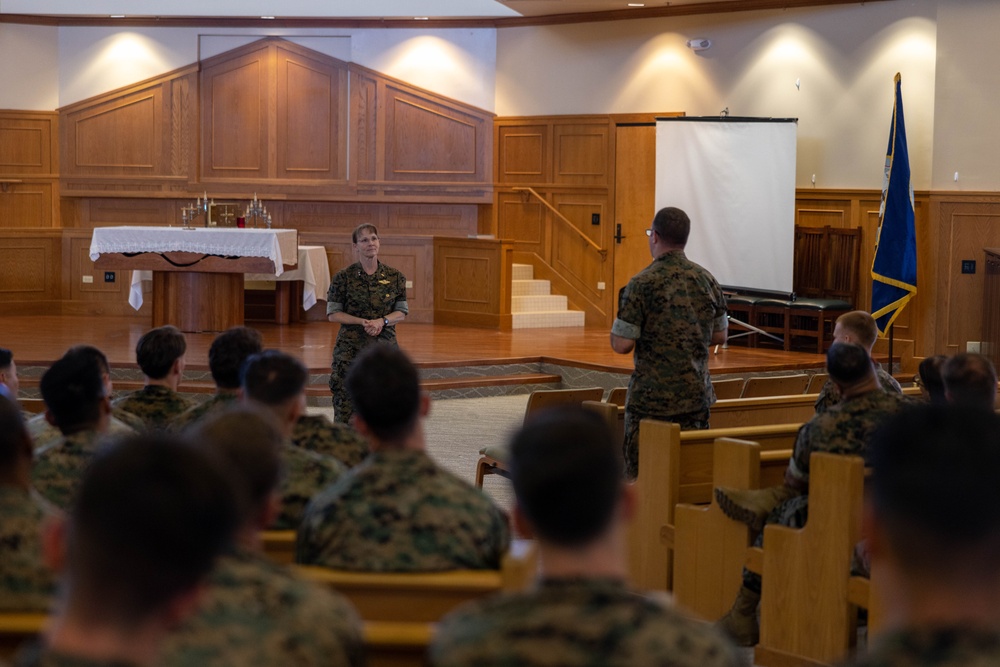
[613,123,656,301]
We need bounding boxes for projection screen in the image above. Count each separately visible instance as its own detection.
[655,117,797,296]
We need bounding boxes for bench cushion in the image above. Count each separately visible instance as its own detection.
[788,298,852,310]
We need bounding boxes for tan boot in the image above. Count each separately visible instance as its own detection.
[714,485,797,533]
[716,585,760,647]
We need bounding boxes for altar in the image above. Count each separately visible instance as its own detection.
[90,226,298,332]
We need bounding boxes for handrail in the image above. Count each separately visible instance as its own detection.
[513,187,607,260]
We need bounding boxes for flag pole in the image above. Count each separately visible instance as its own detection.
[888,323,894,376]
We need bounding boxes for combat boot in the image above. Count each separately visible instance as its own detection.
[716,585,760,647]
[714,484,797,533]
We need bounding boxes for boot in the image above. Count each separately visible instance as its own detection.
[714,485,797,533]
[716,585,760,647]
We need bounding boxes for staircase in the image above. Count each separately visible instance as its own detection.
[511,263,585,329]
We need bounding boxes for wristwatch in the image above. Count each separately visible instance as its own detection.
[383,317,390,327]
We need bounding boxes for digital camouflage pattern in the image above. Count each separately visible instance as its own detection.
[814,363,902,414]
[27,411,137,452]
[273,443,345,530]
[622,406,709,480]
[112,385,195,432]
[431,577,740,667]
[789,388,912,488]
[744,388,911,593]
[161,546,363,667]
[32,429,107,509]
[14,647,142,667]
[326,261,408,424]
[845,627,1000,667]
[612,250,727,479]
[292,414,369,468]
[297,449,509,571]
[0,486,56,612]
[169,392,239,433]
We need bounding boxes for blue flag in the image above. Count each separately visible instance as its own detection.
[871,73,918,336]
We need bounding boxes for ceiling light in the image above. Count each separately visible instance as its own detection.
[110,14,126,18]
[627,3,645,6]
[260,16,275,19]
[414,16,429,20]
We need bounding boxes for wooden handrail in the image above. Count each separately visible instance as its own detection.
[513,187,607,260]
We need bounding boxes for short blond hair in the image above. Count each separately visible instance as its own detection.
[836,311,878,349]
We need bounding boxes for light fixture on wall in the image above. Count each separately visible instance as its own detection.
[687,38,712,52]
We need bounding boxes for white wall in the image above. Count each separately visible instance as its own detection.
[52,26,496,111]
[496,2,938,190]
[0,24,59,110]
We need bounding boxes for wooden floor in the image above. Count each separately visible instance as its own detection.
[5,315,827,375]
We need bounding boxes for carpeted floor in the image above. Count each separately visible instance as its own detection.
[308,393,528,514]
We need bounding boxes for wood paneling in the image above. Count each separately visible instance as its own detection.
[0,112,57,175]
[0,230,61,310]
[553,122,610,187]
[201,46,269,179]
[433,237,513,329]
[0,181,55,227]
[497,125,549,184]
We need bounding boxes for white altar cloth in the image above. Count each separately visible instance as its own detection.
[129,245,330,311]
[89,227,298,277]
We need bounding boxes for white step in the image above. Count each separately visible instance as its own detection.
[512,294,568,313]
[511,279,550,296]
[512,263,534,280]
[512,310,586,329]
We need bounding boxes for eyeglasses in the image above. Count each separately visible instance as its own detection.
[645,228,653,237]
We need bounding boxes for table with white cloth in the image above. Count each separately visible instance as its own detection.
[129,245,331,325]
[90,226,298,332]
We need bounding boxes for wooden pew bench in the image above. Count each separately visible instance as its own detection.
[627,419,803,592]
[0,612,47,662]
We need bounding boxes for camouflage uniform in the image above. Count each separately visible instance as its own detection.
[27,411,138,452]
[743,388,911,593]
[293,414,370,468]
[112,385,195,432]
[845,627,1000,666]
[274,443,345,530]
[431,577,740,667]
[14,647,142,667]
[815,363,902,413]
[32,429,107,510]
[0,486,56,612]
[297,449,509,571]
[161,546,363,667]
[613,250,727,479]
[169,392,239,433]
[327,261,408,424]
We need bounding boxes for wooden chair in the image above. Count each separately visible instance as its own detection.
[740,374,810,398]
[805,373,829,394]
[19,398,46,414]
[711,377,745,400]
[0,612,47,662]
[475,387,604,487]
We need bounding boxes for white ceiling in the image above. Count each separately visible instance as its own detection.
[0,0,875,21]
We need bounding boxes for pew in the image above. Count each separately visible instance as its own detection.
[0,612,47,661]
[672,438,792,620]
[262,529,296,564]
[626,419,802,592]
[296,540,537,667]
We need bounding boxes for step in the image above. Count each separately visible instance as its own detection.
[511,279,550,296]
[512,294,568,313]
[512,263,534,280]
[421,373,561,392]
[512,310,586,329]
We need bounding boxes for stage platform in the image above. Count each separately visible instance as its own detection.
[7,315,829,404]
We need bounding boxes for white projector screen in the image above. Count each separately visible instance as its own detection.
[655,118,797,295]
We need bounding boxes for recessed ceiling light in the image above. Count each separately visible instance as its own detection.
[110,14,126,18]
[414,16,429,20]
[627,3,645,6]
[260,16,275,19]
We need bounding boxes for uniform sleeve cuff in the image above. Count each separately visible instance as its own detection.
[327,301,343,315]
[611,318,640,339]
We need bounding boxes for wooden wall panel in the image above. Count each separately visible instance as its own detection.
[276,45,348,182]
[0,113,57,175]
[350,70,378,184]
[497,192,546,252]
[551,195,611,308]
[202,49,270,180]
[0,182,55,227]
[433,237,512,329]
[383,84,487,183]
[75,198,178,228]
[0,231,61,313]
[496,125,549,184]
[553,122,610,187]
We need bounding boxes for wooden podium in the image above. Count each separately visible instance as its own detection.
[90,227,298,333]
